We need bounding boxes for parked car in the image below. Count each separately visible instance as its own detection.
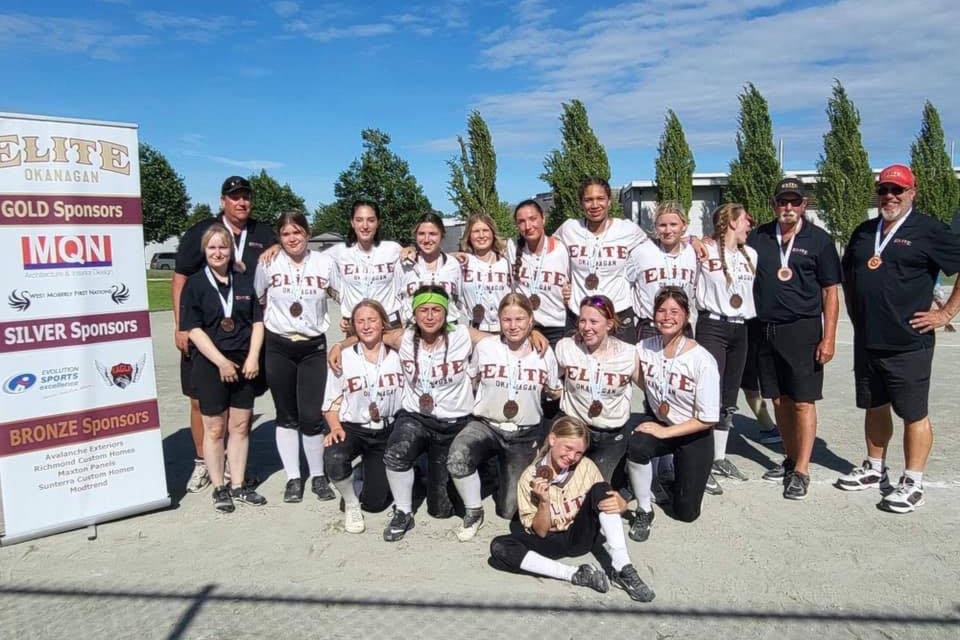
[150,252,176,270]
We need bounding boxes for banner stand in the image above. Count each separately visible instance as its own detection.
[0,497,170,546]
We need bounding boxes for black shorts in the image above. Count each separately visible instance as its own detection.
[854,345,932,423]
[756,317,823,402]
[180,351,195,398]
[191,350,260,415]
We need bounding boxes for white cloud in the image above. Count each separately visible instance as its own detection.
[0,13,151,60]
[270,2,301,18]
[136,11,252,43]
[207,155,286,171]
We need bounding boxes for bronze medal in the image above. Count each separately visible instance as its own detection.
[529,293,541,311]
[729,294,743,309]
[867,255,882,270]
[369,402,381,422]
[535,465,554,481]
[588,400,603,418]
[290,301,303,317]
[419,393,434,413]
[472,304,485,325]
[220,318,236,333]
[776,267,793,282]
[585,273,600,290]
[658,401,670,419]
[503,400,519,419]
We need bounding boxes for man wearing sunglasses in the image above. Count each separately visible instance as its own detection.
[748,177,841,500]
[172,176,278,494]
[837,164,960,513]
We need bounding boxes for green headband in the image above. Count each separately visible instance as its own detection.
[412,292,449,313]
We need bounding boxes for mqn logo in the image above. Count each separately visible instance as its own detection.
[21,234,113,270]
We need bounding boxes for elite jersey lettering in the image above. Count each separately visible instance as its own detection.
[517,456,603,532]
[323,345,404,427]
[460,254,512,331]
[398,325,475,419]
[627,242,698,320]
[471,336,560,426]
[636,338,721,425]
[506,237,570,328]
[555,336,636,429]
[254,250,332,336]
[695,243,758,319]
[325,241,402,319]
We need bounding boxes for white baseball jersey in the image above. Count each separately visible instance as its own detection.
[627,242,698,321]
[322,344,404,429]
[554,217,647,314]
[471,336,561,427]
[254,250,332,336]
[695,243,758,320]
[460,253,512,331]
[555,336,636,430]
[394,253,464,326]
[505,237,570,328]
[398,325,476,419]
[325,241,402,322]
[636,337,720,425]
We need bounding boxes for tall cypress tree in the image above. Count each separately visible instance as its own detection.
[540,99,620,235]
[654,109,695,211]
[911,101,959,223]
[727,83,782,224]
[447,110,514,235]
[815,80,873,246]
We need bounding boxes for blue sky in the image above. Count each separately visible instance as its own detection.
[3,0,957,215]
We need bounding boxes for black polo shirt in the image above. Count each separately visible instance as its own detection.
[179,270,262,353]
[842,210,960,351]
[175,215,277,277]
[749,218,842,323]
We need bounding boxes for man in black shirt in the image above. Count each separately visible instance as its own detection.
[748,178,841,500]
[836,164,960,513]
[172,176,277,493]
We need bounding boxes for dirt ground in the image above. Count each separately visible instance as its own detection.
[1,308,958,639]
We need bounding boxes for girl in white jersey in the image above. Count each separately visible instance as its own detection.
[254,211,337,504]
[626,287,720,543]
[627,202,698,341]
[459,213,512,332]
[322,300,404,534]
[394,213,464,326]
[326,200,403,331]
[507,199,571,348]
[555,295,640,482]
[447,293,561,541]
[695,203,758,494]
[554,177,648,344]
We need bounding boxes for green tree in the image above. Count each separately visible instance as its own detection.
[139,143,190,243]
[815,80,873,246]
[185,202,214,229]
[314,129,432,243]
[448,110,514,236]
[654,109,695,211]
[540,99,622,235]
[911,101,959,223]
[248,169,306,229]
[727,83,782,224]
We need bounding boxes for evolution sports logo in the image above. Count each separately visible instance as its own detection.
[3,372,37,394]
[20,234,113,270]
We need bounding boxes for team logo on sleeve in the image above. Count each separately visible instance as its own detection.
[95,355,146,389]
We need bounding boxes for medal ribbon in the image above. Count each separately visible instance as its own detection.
[204,266,234,319]
[284,250,307,304]
[586,219,611,277]
[775,218,802,273]
[222,215,248,263]
[526,238,548,296]
[417,342,441,396]
[361,343,385,411]
[873,210,912,262]
[658,334,687,408]
[589,352,605,403]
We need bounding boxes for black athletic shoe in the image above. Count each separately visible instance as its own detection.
[571,564,609,593]
[783,471,810,500]
[609,564,656,602]
[762,458,795,484]
[213,485,235,513]
[383,507,415,542]
[311,475,336,501]
[628,508,654,542]
[283,478,304,503]
[704,473,723,495]
[230,485,267,506]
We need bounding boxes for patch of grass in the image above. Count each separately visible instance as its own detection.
[147,268,174,280]
[148,279,172,312]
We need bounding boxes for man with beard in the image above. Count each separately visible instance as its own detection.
[836,165,960,513]
[749,178,841,500]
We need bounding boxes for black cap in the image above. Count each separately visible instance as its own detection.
[774,177,804,198]
[221,176,252,196]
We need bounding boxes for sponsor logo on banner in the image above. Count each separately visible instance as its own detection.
[3,372,37,394]
[7,283,129,312]
[95,355,145,389]
[21,233,113,270]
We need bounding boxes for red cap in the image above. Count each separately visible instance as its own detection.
[878,164,915,188]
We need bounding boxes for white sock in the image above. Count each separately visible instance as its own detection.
[520,551,577,582]
[275,427,301,480]
[867,456,884,472]
[713,429,729,461]
[302,433,326,478]
[599,511,630,572]
[904,469,923,487]
[452,471,482,509]
[333,472,360,507]
[386,468,415,513]
[627,460,654,512]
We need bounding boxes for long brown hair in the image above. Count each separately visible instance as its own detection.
[711,203,756,286]
[511,199,545,286]
[460,212,506,257]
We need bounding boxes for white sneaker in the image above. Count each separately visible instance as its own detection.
[456,507,484,542]
[880,476,925,514]
[186,460,210,493]
[344,503,365,534]
[836,461,890,492]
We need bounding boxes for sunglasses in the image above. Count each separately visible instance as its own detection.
[775,197,803,207]
[877,185,907,196]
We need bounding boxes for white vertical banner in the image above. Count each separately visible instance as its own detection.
[0,112,169,545]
